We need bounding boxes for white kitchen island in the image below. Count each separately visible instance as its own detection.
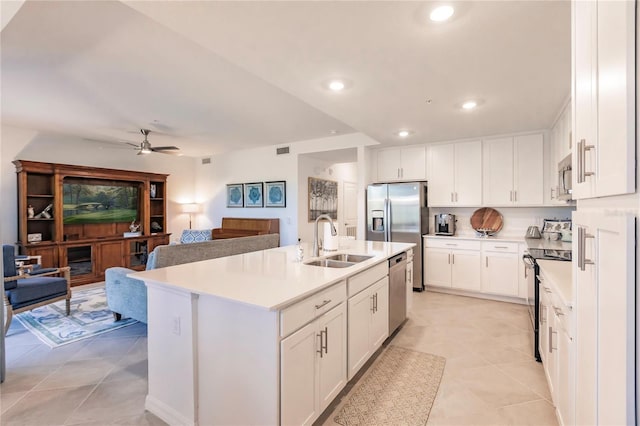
[129,240,414,426]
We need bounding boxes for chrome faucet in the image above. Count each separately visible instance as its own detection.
[313,214,337,257]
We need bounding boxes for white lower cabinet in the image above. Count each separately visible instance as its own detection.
[347,276,389,380]
[424,239,481,292]
[481,242,519,297]
[281,303,347,426]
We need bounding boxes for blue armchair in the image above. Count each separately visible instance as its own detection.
[3,245,71,335]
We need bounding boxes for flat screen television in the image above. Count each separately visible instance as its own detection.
[63,180,139,224]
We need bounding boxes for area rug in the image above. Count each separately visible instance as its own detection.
[334,346,446,426]
[14,286,138,348]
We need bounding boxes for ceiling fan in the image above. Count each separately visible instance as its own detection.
[128,129,181,155]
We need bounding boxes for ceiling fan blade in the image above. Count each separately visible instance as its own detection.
[151,146,180,151]
[152,148,183,156]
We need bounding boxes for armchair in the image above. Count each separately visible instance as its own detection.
[3,245,71,334]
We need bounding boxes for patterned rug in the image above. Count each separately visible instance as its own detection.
[14,286,138,348]
[334,346,446,426]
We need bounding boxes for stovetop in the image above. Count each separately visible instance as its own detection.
[528,247,572,261]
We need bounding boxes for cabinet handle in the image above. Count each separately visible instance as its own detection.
[448,253,450,264]
[577,139,596,183]
[455,192,458,202]
[322,326,328,355]
[550,187,555,199]
[374,292,378,313]
[514,191,517,202]
[485,256,488,267]
[371,294,376,313]
[314,299,331,310]
[451,253,455,264]
[401,168,404,179]
[549,326,555,353]
[577,226,595,271]
[451,192,454,202]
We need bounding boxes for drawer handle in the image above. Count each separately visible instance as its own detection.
[445,243,457,246]
[494,246,509,249]
[315,299,332,309]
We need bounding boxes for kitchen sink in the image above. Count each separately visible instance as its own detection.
[305,259,355,268]
[325,253,374,263]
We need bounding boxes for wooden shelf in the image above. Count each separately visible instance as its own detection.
[27,194,54,198]
[27,218,55,221]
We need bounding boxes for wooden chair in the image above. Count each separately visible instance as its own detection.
[3,245,71,335]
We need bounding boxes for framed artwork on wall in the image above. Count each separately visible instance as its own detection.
[226,184,244,207]
[244,182,264,207]
[308,177,337,222]
[265,181,286,207]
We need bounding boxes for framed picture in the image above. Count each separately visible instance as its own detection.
[265,181,286,207]
[244,182,264,207]
[308,177,338,221]
[226,184,244,207]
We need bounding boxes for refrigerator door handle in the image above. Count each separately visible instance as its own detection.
[384,198,391,242]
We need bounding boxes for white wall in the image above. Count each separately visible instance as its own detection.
[296,155,357,244]
[195,132,379,247]
[0,125,198,244]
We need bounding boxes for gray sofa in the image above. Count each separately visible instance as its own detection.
[105,233,280,323]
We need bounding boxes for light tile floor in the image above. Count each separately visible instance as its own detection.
[1,290,557,425]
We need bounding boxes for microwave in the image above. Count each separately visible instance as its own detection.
[557,154,572,201]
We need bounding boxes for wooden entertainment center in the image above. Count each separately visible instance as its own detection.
[14,160,171,286]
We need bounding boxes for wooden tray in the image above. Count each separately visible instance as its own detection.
[470,207,504,235]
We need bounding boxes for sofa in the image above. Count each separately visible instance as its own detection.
[105,233,280,323]
[211,217,280,243]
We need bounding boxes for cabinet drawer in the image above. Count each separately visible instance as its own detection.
[347,262,388,297]
[280,281,346,337]
[482,241,519,253]
[424,238,481,251]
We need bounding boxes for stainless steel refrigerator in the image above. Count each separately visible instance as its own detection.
[366,182,428,290]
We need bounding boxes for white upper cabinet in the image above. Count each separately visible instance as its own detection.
[483,134,543,206]
[547,100,573,205]
[376,146,426,182]
[572,0,635,199]
[427,140,482,207]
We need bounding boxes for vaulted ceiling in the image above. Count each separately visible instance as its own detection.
[1,1,570,158]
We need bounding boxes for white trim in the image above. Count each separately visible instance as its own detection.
[145,395,195,426]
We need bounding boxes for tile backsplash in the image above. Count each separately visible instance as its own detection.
[429,206,576,238]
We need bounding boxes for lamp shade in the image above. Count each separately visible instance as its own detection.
[181,203,199,213]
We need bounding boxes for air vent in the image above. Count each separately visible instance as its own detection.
[202,157,212,165]
[276,146,290,155]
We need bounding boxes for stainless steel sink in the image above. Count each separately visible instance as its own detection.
[325,254,374,263]
[305,259,355,268]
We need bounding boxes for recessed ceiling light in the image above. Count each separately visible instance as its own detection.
[397,130,412,138]
[430,5,454,22]
[462,100,477,110]
[328,80,346,92]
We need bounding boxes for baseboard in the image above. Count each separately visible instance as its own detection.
[145,395,195,426]
[425,286,527,305]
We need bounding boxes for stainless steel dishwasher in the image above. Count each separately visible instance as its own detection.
[388,252,408,334]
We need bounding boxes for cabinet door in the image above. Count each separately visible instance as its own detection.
[547,307,559,399]
[400,146,426,180]
[424,248,451,287]
[557,325,574,426]
[450,250,481,291]
[513,134,543,205]
[97,241,124,273]
[481,252,518,296]
[377,148,402,181]
[281,322,318,426]
[573,211,635,425]
[317,304,347,412]
[594,0,635,198]
[482,137,514,205]
[454,141,482,206]
[370,278,389,350]
[427,144,455,206]
[538,289,549,365]
[347,288,373,380]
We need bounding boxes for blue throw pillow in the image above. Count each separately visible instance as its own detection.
[180,229,212,244]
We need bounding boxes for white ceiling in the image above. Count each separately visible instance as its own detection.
[1,1,570,158]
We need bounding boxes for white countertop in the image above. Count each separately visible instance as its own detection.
[537,259,573,306]
[423,234,525,243]
[129,240,414,311]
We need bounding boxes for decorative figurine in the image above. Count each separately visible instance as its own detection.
[35,203,53,219]
[129,220,141,233]
[150,184,157,198]
[27,205,34,218]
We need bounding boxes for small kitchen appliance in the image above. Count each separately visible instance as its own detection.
[526,226,542,239]
[434,214,456,236]
[557,154,572,201]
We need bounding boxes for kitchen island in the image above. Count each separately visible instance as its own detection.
[129,240,414,426]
